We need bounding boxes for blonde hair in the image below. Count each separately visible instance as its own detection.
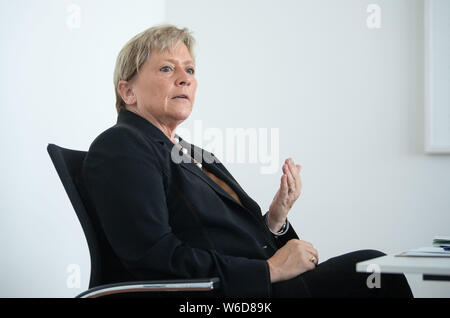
[113,24,196,113]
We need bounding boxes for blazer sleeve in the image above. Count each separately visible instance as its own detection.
[82,129,271,297]
[263,211,300,249]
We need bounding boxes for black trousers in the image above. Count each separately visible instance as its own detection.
[272,250,413,298]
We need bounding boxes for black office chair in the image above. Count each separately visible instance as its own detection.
[47,143,220,298]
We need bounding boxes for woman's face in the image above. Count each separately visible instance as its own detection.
[130,43,197,127]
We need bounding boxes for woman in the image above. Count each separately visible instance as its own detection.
[81,24,412,297]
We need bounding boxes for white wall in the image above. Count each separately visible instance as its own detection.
[1,0,449,298]
[165,0,450,297]
[0,0,166,297]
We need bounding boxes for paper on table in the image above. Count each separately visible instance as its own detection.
[433,236,450,241]
[433,236,450,247]
[396,247,450,257]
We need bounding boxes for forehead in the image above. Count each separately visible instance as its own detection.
[150,43,194,65]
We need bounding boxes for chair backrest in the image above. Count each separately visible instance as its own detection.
[47,143,102,288]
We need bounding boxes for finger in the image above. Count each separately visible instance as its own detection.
[287,158,297,177]
[300,240,314,248]
[280,174,289,196]
[311,255,318,267]
[283,161,292,178]
[296,172,302,194]
[282,164,293,192]
[301,243,317,261]
[286,159,301,192]
[283,161,295,191]
[307,247,319,263]
[287,159,301,190]
[304,253,317,268]
[308,250,319,265]
[293,168,302,194]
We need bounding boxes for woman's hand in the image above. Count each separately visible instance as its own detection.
[267,158,302,232]
[267,239,318,283]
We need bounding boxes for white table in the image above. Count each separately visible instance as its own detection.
[356,254,450,280]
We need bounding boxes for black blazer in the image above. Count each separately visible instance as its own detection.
[81,109,299,297]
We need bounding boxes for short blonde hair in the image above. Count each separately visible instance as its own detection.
[113,24,196,113]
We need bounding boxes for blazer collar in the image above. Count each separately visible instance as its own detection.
[117,109,178,147]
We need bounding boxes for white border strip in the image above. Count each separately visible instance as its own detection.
[424,0,450,154]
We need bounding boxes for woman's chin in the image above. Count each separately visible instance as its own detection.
[172,105,193,121]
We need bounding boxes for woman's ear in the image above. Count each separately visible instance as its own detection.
[117,80,137,105]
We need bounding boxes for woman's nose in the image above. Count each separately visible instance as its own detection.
[176,79,190,86]
[175,72,191,87]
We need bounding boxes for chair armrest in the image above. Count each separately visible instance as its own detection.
[76,277,221,298]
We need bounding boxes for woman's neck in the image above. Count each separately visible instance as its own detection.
[125,106,178,144]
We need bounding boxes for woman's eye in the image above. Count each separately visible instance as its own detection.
[160,66,172,72]
[160,66,195,74]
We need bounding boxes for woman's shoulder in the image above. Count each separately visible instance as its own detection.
[81,123,167,188]
[86,122,162,162]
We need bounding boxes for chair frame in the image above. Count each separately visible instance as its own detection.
[47,143,220,298]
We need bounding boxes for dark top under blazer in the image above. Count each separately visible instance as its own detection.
[81,109,299,297]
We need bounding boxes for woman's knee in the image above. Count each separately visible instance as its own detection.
[329,249,386,265]
[356,249,386,261]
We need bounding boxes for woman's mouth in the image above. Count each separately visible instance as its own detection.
[172,94,189,101]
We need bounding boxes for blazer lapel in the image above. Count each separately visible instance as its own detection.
[177,141,261,217]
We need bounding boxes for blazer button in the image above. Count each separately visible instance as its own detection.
[262,245,268,249]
